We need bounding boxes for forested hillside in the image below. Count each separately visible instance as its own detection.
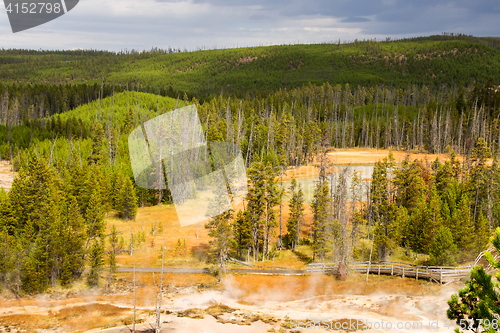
[0,78,498,292]
[0,35,499,295]
[1,34,499,97]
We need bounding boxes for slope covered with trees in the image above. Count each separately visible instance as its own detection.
[1,34,500,97]
[0,35,499,293]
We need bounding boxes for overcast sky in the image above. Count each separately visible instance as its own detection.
[0,0,498,52]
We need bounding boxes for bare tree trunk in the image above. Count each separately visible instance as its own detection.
[366,229,375,282]
[155,234,166,333]
[262,213,268,262]
[279,167,283,250]
[153,215,158,235]
[130,231,133,256]
[48,135,58,167]
[457,113,463,155]
[133,256,136,333]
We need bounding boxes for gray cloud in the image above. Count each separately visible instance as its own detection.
[341,17,370,23]
[249,14,270,20]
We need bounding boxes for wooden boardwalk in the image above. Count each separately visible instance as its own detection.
[308,261,471,285]
[307,247,499,285]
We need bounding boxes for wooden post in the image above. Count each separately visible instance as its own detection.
[391,264,393,276]
[416,268,418,281]
[440,268,443,285]
[402,266,405,279]
[378,264,380,275]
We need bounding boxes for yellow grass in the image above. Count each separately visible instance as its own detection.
[106,199,316,269]
[106,203,212,267]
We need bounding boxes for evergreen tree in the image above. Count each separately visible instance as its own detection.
[64,153,86,204]
[440,200,452,234]
[0,226,12,287]
[393,157,426,211]
[287,178,305,251]
[245,162,266,262]
[262,165,280,260]
[311,177,330,262]
[350,209,363,258]
[87,238,104,287]
[447,228,500,332]
[85,190,105,241]
[469,137,491,224]
[450,152,461,179]
[370,153,398,261]
[116,175,138,221]
[492,160,500,229]
[107,224,119,284]
[88,121,105,165]
[476,213,490,253]
[110,170,123,210]
[452,193,475,255]
[429,226,458,266]
[8,156,70,292]
[233,210,252,260]
[275,111,293,165]
[423,184,443,252]
[0,188,15,235]
[80,164,108,217]
[407,194,428,252]
[59,196,86,286]
[435,160,454,195]
[122,108,135,133]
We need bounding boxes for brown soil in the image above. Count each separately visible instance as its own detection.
[0,161,15,191]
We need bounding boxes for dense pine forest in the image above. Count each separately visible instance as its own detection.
[0,35,500,295]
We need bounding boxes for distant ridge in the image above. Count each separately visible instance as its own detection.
[0,34,499,97]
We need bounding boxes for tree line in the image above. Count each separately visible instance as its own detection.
[1,37,500,98]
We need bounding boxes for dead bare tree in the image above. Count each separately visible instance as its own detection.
[156,233,167,332]
[132,256,136,333]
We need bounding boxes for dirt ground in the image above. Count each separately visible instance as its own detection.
[0,161,15,191]
[0,272,461,333]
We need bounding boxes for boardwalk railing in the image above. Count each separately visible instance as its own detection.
[474,246,499,270]
[307,261,472,285]
[307,247,500,285]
